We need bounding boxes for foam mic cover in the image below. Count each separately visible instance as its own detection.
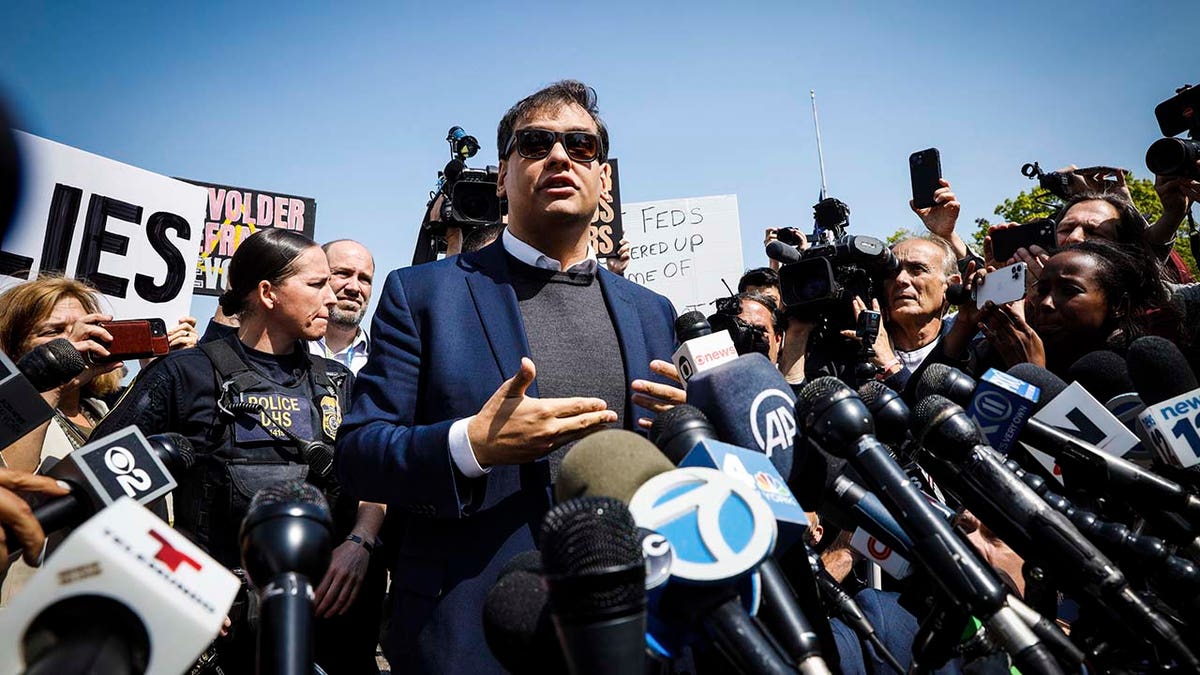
[1068,351,1135,403]
[17,338,87,392]
[1127,336,1199,405]
[555,429,674,504]
[1008,363,1067,412]
[674,311,711,342]
[483,565,567,674]
[686,352,797,479]
[857,381,910,448]
[648,404,718,464]
[765,240,801,264]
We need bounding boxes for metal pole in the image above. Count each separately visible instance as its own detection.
[810,90,828,201]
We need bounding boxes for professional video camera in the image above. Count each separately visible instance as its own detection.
[413,127,503,264]
[1146,84,1200,180]
[426,126,502,234]
[776,197,898,385]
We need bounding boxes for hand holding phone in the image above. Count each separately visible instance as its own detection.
[974,263,1027,308]
[989,218,1056,264]
[94,319,169,363]
[909,148,942,209]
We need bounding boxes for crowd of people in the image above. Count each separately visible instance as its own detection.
[0,77,1198,674]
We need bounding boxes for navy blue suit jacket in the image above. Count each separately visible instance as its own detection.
[336,239,677,673]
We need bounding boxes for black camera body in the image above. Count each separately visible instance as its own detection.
[778,235,898,313]
[1146,85,1200,179]
[425,127,502,236]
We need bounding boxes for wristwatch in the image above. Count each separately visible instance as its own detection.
[345,533,377,553]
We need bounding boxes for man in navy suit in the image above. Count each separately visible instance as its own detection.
[336,80,679,673]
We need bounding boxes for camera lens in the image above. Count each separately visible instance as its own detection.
[1146,137,1200,178]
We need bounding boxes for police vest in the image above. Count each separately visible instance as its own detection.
[172,337,348,568]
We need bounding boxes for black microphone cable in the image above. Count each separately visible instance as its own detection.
[805,545,905,674]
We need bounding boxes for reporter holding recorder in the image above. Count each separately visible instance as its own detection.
[92,229,385,674]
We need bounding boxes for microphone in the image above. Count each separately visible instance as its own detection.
[648,404,833,672]
[555,429,675,505]
[0,498,240,675]
[856,381,911,449]
[806,546,907,674]
[917,364,1039,455]
[766,240,802,265]
[912,395,1199,671]
[0,349,56,452]
[3,428,191,557]
[16,338,87,392]
[539,497,647,675]
[239,480,334,675]
[797,377,1060,675]
[1129,336,1200,470]
[483,553,568,674]
[1068,350,1145,426]
[686,352,798,481]
[629,467,806,674]
[671,311,738,388]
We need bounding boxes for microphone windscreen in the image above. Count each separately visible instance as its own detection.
[648,404,717,464]
[791,377,853,511]
[555,429,674,504]
[248,479,328,512]
[1127,336,1199,405]
[1007,363,1067,411]
[1067,351,1134,403]
[499,549,543,579]
[915,363,974,405]
[482,568,566,674]
[688,353,798,478]
[17,338,87,392]
[539,497,644,619]
[795,376,848,420]
[857,380,910,446]
[147,432,196,473]
[911,394,974,444]
[765,239,802,264]
[674,311,710,342]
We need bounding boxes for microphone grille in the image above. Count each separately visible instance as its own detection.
[911,394,958,435]
[148,432,196,470]
[248,479,328,513]
[649,404,712,444]
[1127,336,1199,404]
[539,496,644,618]
[1067,350,1133,403]
[17,338,87,392]
[674,311,711,341]
[856,380,892,408]
[796,376,849,419]
[915,363,955,400]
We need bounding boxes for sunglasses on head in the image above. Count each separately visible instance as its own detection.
[504,128,602,163]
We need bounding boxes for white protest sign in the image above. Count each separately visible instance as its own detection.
[621,195,745,315]
[1,132,204,324]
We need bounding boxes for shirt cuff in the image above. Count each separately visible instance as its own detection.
[448,416,491,479]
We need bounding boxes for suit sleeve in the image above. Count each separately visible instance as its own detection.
[335,270,471,519]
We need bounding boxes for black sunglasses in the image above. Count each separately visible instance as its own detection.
[504,128,602,163]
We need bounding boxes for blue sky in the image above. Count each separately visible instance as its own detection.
[1,1,1193,323]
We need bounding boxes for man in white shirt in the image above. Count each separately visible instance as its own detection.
[310,239,373,373]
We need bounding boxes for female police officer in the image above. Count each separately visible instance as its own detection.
[94,229,385,674]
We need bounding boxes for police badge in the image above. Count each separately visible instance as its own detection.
[320,395,342,438]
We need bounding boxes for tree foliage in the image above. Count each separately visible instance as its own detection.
[970,173,1197,276]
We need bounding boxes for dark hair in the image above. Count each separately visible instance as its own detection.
[1053,192,1148,248]
[737,267,779,293]
[497,80,609,164]
[1052,239,1175,350]
[219,229,318,315]
[739,291,785,335]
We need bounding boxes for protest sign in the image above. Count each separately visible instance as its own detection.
[179,179,317,296]
[622,195,745,314]
[0,132,204,324]
[588,158,623,258]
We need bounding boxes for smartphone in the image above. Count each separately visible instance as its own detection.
[95,319,169,362]
[909,148,942,209]
[990,217,1056,263]
[975,263,1027,307]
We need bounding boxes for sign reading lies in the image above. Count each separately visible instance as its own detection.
[1,132,204,325]
[621,195,744,315]
[179,179,317,297]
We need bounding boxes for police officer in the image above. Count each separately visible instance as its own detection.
[94,229,386,674]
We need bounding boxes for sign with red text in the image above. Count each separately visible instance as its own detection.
[179,179,317,296]
[1,132,204,324]
[621,195,744,314]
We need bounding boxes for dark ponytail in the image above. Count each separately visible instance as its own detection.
[219,229,317,315]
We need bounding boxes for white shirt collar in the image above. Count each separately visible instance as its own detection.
[502,228,597,274]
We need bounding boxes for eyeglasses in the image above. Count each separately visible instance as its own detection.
[504,128,602,163]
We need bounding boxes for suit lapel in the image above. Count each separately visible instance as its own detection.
[463,241,538,398]
[599,271,652,425]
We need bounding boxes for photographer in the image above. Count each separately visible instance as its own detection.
[707,291,784,363]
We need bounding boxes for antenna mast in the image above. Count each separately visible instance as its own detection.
[810,90,828,200]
